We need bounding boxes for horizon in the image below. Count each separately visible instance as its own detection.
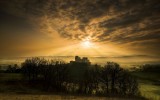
[0,55,160,68]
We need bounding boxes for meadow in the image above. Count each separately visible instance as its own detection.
[0,72,159,100]
[0,73,142,100]
[131,71,160,100]
[0,94,140,100]
[0,58,159,100]
[1,72,159,100]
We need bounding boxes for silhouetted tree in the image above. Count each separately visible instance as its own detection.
[6,64,21,73]
[140,64,160,73]
[21,57,139,96]
[100,62,139,96]
[102,62,122,94]
[118,70,139,95]
[21,57,45,81]
[83,64,102,94]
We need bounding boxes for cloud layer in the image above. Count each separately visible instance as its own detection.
[0,0,160,57]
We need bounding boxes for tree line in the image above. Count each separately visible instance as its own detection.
[20,57,139,96]
[139,64,160,73]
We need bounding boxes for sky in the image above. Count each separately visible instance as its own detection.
[0,0,160,63]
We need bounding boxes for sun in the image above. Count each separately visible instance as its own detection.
[81,40,93,48]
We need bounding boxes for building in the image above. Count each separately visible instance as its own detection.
[70,56,91,65]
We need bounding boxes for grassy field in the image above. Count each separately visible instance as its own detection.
[0,93,142,100]
[0,73,141,100]
[131,71,160,100]
[1,72,158,100]
[0,73,45,94]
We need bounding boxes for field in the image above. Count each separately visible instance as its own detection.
[0,93,143,100]
[1,72,159,100]
[131,71,160,100]
[0,73,140,100]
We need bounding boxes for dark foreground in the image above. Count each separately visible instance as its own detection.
[0,73,145,100]
[0,57,159,100]
[0,93,143,100]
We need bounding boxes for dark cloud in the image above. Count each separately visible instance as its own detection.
[0,0,160,56]
[0,11,34,33]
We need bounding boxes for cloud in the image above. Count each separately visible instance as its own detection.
[0,0,160,57]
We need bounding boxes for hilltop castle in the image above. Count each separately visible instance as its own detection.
[70,56,91,65]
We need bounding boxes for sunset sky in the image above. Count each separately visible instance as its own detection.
[0,0,160,62]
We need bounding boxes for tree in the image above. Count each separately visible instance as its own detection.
[101,62,139,95]
[20,57,139,96]
[83,64,102,94]
[118,70,139,95]
[102,62,122,94]
[21,57,46,81]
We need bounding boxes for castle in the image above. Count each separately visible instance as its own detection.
[70,56,91,65]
